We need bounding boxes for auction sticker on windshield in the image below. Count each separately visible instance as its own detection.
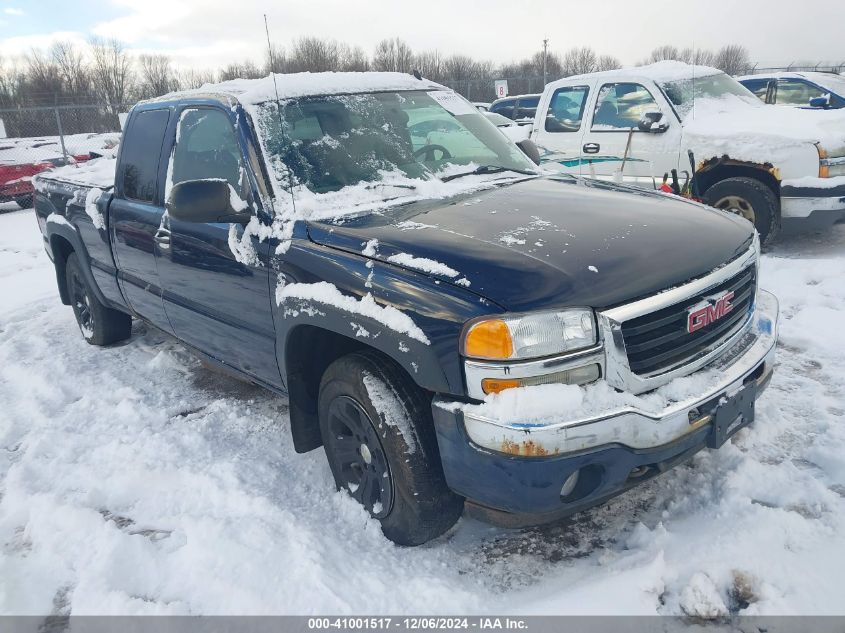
[427,91,477,116]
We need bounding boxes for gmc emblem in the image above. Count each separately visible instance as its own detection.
[687,291,735,333]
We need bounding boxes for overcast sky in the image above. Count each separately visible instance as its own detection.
[1,0,843,71]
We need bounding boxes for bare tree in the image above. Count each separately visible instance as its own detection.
[339,44,369,71]
[372,38,414,73]
[562,47,598,76]
[265,43,287,74]
[51,41,90,94]
[714,44,750,76]
[176,67,215,90]
[218,59,263,81]
[89,37,133,110]
[138,54,177,98]
[413,50,444,81]
[596,55,622,72]
[647,45,680,63]
[678,47,716,66]
[287,37,342,73]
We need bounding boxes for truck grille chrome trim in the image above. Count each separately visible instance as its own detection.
[599,236,759,395]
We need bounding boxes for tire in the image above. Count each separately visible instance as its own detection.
[703,177,779,245]
[318,350,463,545]
[65,252,132,346]
[15,195,33,209]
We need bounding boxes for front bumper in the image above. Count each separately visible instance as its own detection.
[432,290,778,522]
[780,177,845,230]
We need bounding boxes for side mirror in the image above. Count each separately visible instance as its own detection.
[516,139,541,165]
[638,110,668,133]
[167,179,251,224]
[809,95,830,109]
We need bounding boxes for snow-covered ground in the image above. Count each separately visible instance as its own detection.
[1,206,844,615]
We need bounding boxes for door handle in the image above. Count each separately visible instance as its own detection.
[154,227,171,249]
[583,142,600,154]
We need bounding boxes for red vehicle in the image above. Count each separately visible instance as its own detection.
[1,133,120,209]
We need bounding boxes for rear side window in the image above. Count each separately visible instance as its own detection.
[120,109,170,202]
[545,86,589,132]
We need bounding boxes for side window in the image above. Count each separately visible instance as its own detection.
[120,109,170,202]
[775,80,826,105]
[171,109,244,191]
[741,79,770,100]
[545,86,589,133]
[514,96,539,121]
[592,83,660,130]
[490,99,515,120]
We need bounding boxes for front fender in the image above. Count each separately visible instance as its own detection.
[273,238,498,397]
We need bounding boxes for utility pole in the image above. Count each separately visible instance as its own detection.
[542,38,549,86]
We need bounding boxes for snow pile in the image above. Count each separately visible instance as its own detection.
[683,96,845,164]
[275,281,430,344]
[33,156,117,192]
[83,187,105,230]
[385,253,470,286]
[3,208,845,615]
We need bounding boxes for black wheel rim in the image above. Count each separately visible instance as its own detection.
[69,268,94,337]
[326,396,393,519]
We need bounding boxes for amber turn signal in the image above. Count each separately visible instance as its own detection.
[481,378,521,395]
[464,319,514,360]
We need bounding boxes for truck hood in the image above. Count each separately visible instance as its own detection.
[306,177,754,312]
[683,97,845,157]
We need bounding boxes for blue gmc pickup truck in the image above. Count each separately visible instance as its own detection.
[33,72,779,545]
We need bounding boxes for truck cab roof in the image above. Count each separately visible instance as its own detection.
[144,71,445,107]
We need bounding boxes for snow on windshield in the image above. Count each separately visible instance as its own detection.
[660,72,761,119]
[251,89,536,216]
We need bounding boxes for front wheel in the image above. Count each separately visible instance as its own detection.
[703,176,779,245]
[318,350,463,545]
[65,252,132,345]
[15,194,33,209]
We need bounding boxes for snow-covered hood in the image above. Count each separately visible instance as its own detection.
[682,97,845,160]
[306,177,754,312]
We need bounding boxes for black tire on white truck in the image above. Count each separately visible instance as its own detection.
[703,177,779,245]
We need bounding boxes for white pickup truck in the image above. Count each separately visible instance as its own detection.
[528,61,845,243]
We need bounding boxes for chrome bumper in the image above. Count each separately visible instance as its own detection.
[456,289,778,457]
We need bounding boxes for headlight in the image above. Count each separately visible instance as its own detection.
[821,158,845,178]
[818,145,845,177]
[462,309,597,361]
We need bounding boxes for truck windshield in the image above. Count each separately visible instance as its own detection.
[660,73,760,118]
[253,90,536,198]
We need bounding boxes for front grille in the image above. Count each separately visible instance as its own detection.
[621,264,757,376]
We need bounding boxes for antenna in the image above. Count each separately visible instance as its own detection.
[264,14,282,103]
[263,13,297,216]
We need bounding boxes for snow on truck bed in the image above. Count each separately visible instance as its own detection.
[33,156,117,191]
[2,205,845,615]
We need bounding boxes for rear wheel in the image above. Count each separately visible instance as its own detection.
[65,252,132,345]
[15,195,32,209]
[318,350,463,545]
[703,176,779,245]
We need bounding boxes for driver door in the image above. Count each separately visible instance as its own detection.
[578,82,681,188]
[155,106,281,387]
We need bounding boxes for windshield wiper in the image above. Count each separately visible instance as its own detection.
[365,182,417,191]
[440,165,538,183]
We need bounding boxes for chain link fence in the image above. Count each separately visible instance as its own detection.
[0,103,127,211]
